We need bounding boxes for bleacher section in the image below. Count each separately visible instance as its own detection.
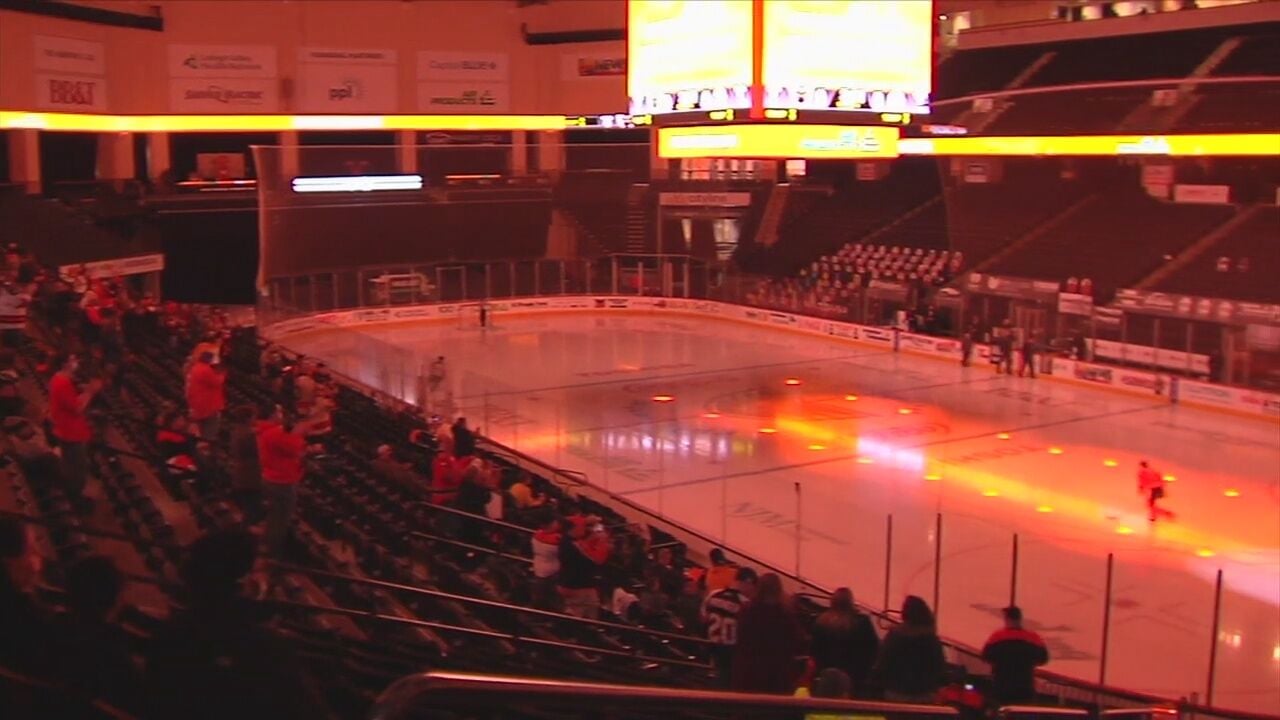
[984,187,1238,300]
[1020,27,1239,87]
[1177,83,1280,131]
[934,44,1048,98]
[985,89,1153,134]
[554,170,635,255]
[1153,206,1280,303]
[1209,31,1280,75]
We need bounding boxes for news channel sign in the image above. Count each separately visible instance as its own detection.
[626,0,931,118]
[296,48,399,113]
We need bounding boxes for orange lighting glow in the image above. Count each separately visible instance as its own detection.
[651,394,674,403]
[997,432,1011,440]
[759,427,777,434]
[898,133,1280,157]
[856,456,874,464]
[702,412,721,419]
[0,110,570,133]
[898,408,913,415]
[982,489,1001,497]
[844,394,859,401]
[784,378,802,386]
[1116,526,1135,535]
[1164,474,1178,482]
[1048,447,1064,455]
[924,474,942,481]
[808,444,826,451]
[1223,489,1240,498]
[1036,505,1055,513]
[1196,549,1216,558]
[1103,459,1118,467]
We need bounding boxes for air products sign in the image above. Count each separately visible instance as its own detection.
[168,44,279,112]
[298,48,398,113]
[417,51,510,113]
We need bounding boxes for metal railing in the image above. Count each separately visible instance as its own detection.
[370,671,961,720]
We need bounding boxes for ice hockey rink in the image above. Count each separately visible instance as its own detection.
[282,311,1280,713]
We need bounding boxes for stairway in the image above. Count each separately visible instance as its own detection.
[624,184,650,254]
[753,184,790,248]
[0,193,147,267]
[960,51,1057,134]
[1118,37,1244,133]
[971,193,1099,275]
[1133,204,1261,291]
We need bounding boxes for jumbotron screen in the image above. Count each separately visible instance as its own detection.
[762,0,932,115]
[627,0,755,116]
[627,0,932,119]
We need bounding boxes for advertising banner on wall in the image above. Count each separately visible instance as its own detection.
[562,55,625,80]
[417,51,509,113]
[169,45,277,77]
[1114,288,1280,326]
[34,35,107,111]
[659,192,752,207]
[36,74,108,112]
[35,35,105,75]
[416,82,509,113]
[169,45,278,112]
[1172,184,1231,204]
[297,48,397,113]
[169,78,280,113]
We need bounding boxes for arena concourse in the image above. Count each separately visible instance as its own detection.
[0,2,1277,719]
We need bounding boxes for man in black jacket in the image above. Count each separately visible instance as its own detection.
[981,606,1049,706]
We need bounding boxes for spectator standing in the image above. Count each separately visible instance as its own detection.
[732,573,803,694]
[0,349,24,418]
[145,529,327,720]
[0,517,53,675]
[54,555,143,713]
[186,350,226,441]
[452,416,477,458]
[981,606,1049,706]
[228,405,264,525]
[48,353,102,510]
[558,517,609,619]
[0,278,30,349]
[508,470,546,512]
[810,587,879,697]
[530,514,562,610]
[873,595,946,702]
[702,566,757,685]
[704,548,738,593]
[430,434,463,505]
[256,410,310,558]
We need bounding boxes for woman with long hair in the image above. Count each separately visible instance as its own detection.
[810,587,879,696]
[872,595,946,702]
[731,573,804,694]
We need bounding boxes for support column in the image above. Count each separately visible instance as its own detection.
[396,129,417,174]
[147,132,172,184]
[536,130,564,180]
[8,129,41,194]
[280,131,301,179]
[510,130,528,177]
[96,132,135,188]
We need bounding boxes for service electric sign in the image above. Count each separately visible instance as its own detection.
[169,45,279,112]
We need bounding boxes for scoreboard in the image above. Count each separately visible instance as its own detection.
[627,0,933,122]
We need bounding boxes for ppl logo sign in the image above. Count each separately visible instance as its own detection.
[48,79,96,106]
[329,79,363,102]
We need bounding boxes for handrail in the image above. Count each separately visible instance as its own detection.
[271,562,717,648]
[408,499,533,536]
[408,529,533,565]
[371,671,960,720]
[268,600,711,670]
[931,74,1280,106]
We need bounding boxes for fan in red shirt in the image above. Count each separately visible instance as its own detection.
[48,353,102,508]
[186,351,226,442]
[256,408,311,557]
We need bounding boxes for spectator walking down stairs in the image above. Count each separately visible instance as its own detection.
[981,606,1048,706]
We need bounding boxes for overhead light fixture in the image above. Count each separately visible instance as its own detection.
[291,174,424,193]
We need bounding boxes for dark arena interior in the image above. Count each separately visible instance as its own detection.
[0,1,1277,719]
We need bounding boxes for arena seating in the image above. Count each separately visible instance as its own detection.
[982,186,1239,300]
[1177,83,1280,132]
[984,88,1153,134]
[555,170,635,255]
[1020,26,1238,87]
[934,44,1049,99]
[1209,31,1280,75]
[1151,206,1280,303]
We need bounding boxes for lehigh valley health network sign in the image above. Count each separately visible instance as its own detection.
[168,44,279,112]
[417,51,510,113]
